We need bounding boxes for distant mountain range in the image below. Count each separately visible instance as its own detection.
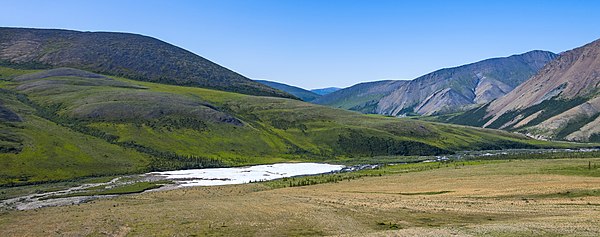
[441,37,600,142]
[311,80,408,113]
[314,50,557,115]
[255,80,321,101]
[266,40,600,142]
[311,87,341,95]
[0,27,296,99]
[254,80,342,101]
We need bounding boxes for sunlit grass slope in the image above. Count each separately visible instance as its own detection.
[0,68,150,185]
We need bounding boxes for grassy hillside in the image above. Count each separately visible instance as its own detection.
[0,66,577,186]
[0,27,295,99]
[0,76,151,186]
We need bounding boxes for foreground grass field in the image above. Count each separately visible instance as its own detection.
[1,158,599,236]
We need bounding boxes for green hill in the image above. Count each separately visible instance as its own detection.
[0,27,295,99]
[0,66,573,186]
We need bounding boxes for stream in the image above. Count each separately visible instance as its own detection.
[1,148,598,211]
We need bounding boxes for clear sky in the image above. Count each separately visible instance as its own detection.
[2,0,600,89]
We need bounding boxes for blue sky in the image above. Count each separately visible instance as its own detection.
[2,0,600,89]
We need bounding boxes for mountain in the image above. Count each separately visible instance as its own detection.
[315,51,556,116]
[0,66,566,186]
[312,80,408,113]
[0,27,295,99]
[255,80,321,101]
[311,87,341,95]
[473,38,600,141]
[376,50,558,116]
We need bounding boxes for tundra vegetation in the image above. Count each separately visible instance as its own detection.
[0,66,577,187]
[1,65,599,236]
[1,157,599,236]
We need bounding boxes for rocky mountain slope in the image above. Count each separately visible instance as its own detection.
[479,38,600,141]
[376,50,558,116]
[255,80,321,101]
[0,27,295,98]
[315,51,556,116]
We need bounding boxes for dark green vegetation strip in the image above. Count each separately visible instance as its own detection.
[266,153,600,189]
[555,113,600,139]
[530,189,600,199]
[429,97,595,139]
[336,130,450,156]
[40,182,163,200]
[488,97,589,130]
[543,160,600,177]
[498,188,600,200]
[264,160,502,189]
[398,191,453,195]
[345,191,453,196]
[443,103,492,127]
[466,151,600,161]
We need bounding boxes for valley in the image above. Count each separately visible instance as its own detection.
[0,65,570,188]
[0,20,599,236]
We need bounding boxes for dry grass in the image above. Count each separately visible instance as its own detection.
[1,158,600,236]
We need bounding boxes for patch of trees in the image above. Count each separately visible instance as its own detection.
[445,103,492,127]
[472,150,600,160]
[588,133,600,143]
[270,118,307,131]
[336,130,450,157]
[487,97,589,130]
[0,60,52,70]
[0,104,22,122]
[349,100,379,114]
[120,141,224,171]
[144,116,208,132]
[555,113,600,139]
[266,172,383,188]
[470,140,538,150]
[0,125,24,153]
[0,145,21,153]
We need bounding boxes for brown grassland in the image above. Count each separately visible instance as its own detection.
[1,158,600,236]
